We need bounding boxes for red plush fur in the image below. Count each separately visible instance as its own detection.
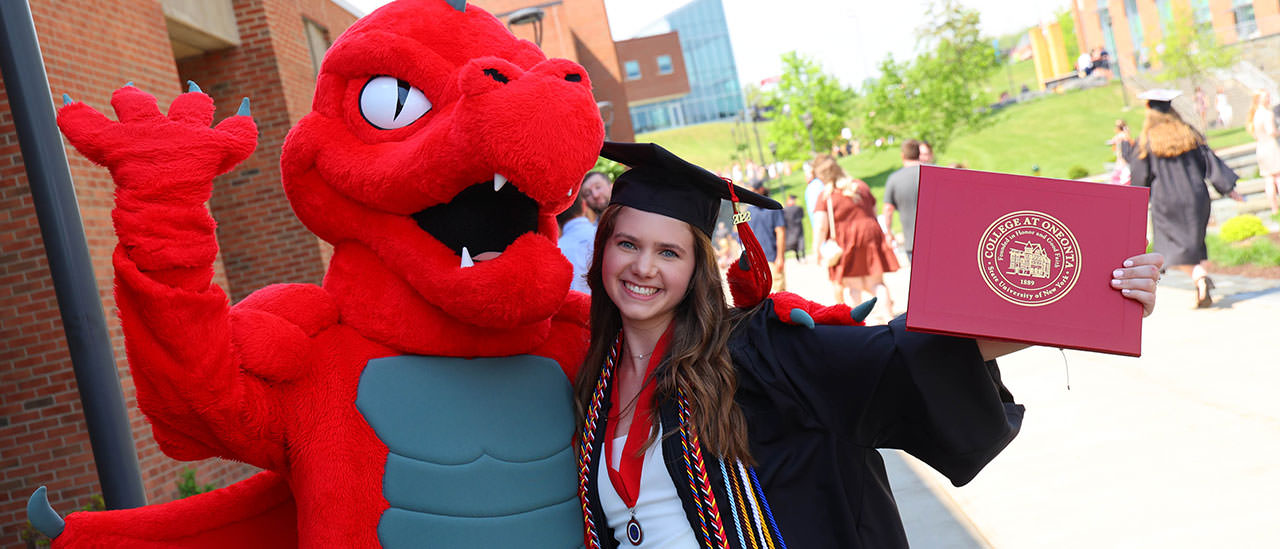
[50,0,602,546]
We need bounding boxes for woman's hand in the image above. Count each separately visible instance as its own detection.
[1229,190,1245,202]
[1111,252,1164,317]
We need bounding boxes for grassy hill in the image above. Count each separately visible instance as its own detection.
[636,78,1252,251]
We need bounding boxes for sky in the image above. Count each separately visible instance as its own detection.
[345,0,1069,88]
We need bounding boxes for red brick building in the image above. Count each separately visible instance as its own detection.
[0,0,357,543]
[615,31,691,111]
[1070,0,1280,79]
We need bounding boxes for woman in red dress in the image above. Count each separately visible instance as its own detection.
[813,156,900,314]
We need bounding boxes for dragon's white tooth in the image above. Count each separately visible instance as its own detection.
[460,246,474,268]
[567,188,573,197]
[494,173,507,192]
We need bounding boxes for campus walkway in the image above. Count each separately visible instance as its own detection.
[778,254,1280,548]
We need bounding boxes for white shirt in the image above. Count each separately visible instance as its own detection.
[598,428,698,548]
[557,216,595,294]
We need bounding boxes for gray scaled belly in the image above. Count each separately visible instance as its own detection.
[356,355,582,548]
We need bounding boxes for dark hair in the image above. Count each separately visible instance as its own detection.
[901,139,921,160]
[557,190,587,228]
[574,205,755,462]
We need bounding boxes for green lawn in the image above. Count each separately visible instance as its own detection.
[634,78,1261,253]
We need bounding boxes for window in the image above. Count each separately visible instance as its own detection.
[1232,0,1257,39]
[657,55,673,75]
[1190,0,1212,30]
[624,60,641,80]
[303,19,330,78]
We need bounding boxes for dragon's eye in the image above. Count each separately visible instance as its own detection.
[359,76,431,130]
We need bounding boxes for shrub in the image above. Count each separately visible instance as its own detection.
[1207,233,1280,266]
[1067,165,1089,179]
[1219,214,1268,243]
[177,468,217,499]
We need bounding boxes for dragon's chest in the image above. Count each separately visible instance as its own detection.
[356,355,581,548]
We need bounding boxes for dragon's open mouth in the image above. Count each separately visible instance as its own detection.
[411,178,539,261]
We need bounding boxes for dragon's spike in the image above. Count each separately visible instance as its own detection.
[850,297,877,323]
[27,487,65,539]
[444,0,466,12]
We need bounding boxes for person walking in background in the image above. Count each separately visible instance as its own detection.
[814,156,899,314]
[883,139,924,264]
[782,194,806,262]
[746,183,787,291]
[803,158,827,258]
[1215,87,1233,128]
[559,171,611,293]
[1247,90,1280,215]
[1108,119,1133,185]
[919,140,934,165]
[1194,87,1209,129]
[1125,89,1243,308]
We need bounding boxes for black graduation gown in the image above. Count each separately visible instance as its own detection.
[582,303,1024,548]
[1124,141,1238,265]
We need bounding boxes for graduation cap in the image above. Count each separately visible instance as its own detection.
[600,141,781,306]
[600,141,781,237]
[1138,88,1181,113]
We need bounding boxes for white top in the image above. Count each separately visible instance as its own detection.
[599,428,699,548]
[557,216,595,294]
[1253,104,1277,138]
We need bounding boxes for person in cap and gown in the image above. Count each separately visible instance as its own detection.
[574,142,1164,548]
[1124,89,1243,308]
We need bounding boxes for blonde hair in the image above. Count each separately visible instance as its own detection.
[1137,105,1203,159]
[1247,90,1271,139]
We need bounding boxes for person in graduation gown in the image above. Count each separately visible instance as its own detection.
[1124,89,1243,308]
[573,142,1164,548]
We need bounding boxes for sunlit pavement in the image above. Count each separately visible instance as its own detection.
[779,254,1280,548]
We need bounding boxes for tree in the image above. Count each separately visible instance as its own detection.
[762,51,856,160]
[1153,2,1236,87]
[855,0,997,151]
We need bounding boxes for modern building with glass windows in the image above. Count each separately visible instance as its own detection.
[621,0,745,133]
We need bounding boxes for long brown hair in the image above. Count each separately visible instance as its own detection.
[574,204,754,462]
[1137,105,1204,159]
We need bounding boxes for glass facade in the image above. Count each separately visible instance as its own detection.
[628,0,745,134]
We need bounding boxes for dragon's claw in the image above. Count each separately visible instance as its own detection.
[27,486,65,539]
[850,297,877,323]
[788,308,815,329]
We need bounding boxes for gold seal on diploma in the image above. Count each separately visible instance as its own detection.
[977,210,1081,306]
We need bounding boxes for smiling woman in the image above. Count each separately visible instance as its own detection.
[571,141,1162,549]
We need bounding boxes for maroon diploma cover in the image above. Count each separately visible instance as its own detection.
[905,166,1149,356]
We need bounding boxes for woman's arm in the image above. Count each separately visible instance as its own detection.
[975,252,1164,360]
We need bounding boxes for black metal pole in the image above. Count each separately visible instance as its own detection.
[0,0,146,510]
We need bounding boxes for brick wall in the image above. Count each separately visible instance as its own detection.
[1,0,356,544]
[616,31,690,105]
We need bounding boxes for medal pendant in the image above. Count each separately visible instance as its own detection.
[626,515,644,545]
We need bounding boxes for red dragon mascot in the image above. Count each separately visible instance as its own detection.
[32,1,601,546]
[28,1,862,546]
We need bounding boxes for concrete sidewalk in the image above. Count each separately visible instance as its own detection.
[777,254,1280,548]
